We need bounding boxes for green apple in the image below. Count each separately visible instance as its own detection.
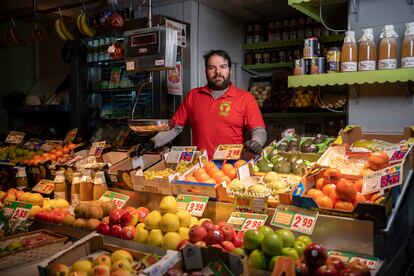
[93,254,112,267]
[296,235,312,247]
[261,233,283,256]
[111,250,133,263]
[275,229,295,247]
[248,249,268,270]
[281,247,299,260]
[244,230,264,250]
[231,247,247,256]
[293,240,306,256]
[268,255,281,272]
[71,260,92,274]
[133,226,149,244]
[258,225,273,237]
[111,260,132,272]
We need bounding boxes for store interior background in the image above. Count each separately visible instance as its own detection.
[0,0,412,140]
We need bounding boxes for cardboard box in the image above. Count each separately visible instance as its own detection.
[38,233,181,276]
[181,244,249,276]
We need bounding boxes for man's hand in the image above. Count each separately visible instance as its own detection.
[244,140,262,155]
[135,140,155,156]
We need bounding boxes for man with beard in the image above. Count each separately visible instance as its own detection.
[137,50,266,159]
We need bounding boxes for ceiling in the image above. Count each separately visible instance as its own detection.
[0,0,300,22]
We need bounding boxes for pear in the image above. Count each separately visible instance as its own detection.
[160,213,180,233]
[144,210,162,230]
[159,196,177,214]
[133,227,149,244]
[147,229,163,247]
[176,210,192,227]
[162,232,182,250]
[70,259,92,274]
[178,227,189,240]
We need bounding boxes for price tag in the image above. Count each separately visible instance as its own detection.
[64,128,78,144]
[213,144,243,160]
[362,163,403,194]
[176,194,208,217]
[89,141,106,157]
[281,128,295,139]
[166,146,197,164]
[328,251,378,270]
[226,212,268,231]
[2,201,33,222]
[5,131,25,144]
[234,196,267,214]
[32,179,55,194]
[99,191,129,209]
[271,204,318,235]
[384,143,413,164]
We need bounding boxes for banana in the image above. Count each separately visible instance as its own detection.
[8,26,22,45]
[59,18,75,41]
[54,18,68,41]
[80,12,96,37]
[76,13,87,36]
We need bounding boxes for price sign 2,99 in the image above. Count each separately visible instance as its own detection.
[291,214,314,232]
[242,218,264,231]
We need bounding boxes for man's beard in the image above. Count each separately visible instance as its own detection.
[207,74,231,90]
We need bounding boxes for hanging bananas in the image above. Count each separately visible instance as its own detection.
[54,17,74,41]
[31,22,48,42]
[77,12,96,37]
[7,25,24,45]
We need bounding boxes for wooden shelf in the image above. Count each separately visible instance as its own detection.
[288,0,348,24]
[262,112,345,119]
[243,62,293,71]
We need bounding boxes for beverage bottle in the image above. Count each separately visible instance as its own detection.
[274,21,282,41]
[93,171,108,200]
[341,31,358,72]
[297,18,305,39]
[71,172,81,206]
[290,19,297,40]
[54,170,67,200]
[282,20,290,40]
[358,28,376,71]
[379,24,398,70]
[402,22,414,68]
[15,167,28,190]
[80,170,94,201]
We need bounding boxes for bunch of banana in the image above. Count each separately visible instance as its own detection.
[6,25,24,45]
[31,22,48,42]
[54,17,74,41]
[76,12,96,37]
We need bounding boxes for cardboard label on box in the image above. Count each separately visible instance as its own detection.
[5,131,25,144]
[234,196,267,213]
[165,146,197,163]
[271,204,318,235]
[2,201,33,222]
[213,144,243,160]
[328,250,378,270]
[99,191,129,209]
[64,128,78,144]
[32,179,55,194]
[362,163,403,194]
[176,194,208,217]
[384,143,413,164]
[226,212,268,231]
[89,141,106,157]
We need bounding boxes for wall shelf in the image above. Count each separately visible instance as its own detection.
[262,112,345,119]
[243,62,293,71]
[288,0,348,23]
[86,88,136,93]
[288,68,414,88]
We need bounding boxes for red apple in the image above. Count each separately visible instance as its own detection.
[189,225,207,243]
[304,243,327,270]
[123,206,136,213]
[35,211,47,221]
[120,226,136,240]
[195,241,207,247]
[109,209,124,226]
[120,210,139,227]
[339,268,362,276]
[216,221,227,228]
[176,239,191,250]
[204,229,224,245]
[326,256,346,274]
[44,212,55,223]
[219,224,235,241]
[210,244,224,251]
[201,220,215,232]
[347,260,370,276]
[97,222,111,235]
[52,212,66,224]
[315,265,338,276]
[109,224,122,237]
[221,241,235,252]
[295,261,312,276]
[136,207,149,223]
[232,231,244,248]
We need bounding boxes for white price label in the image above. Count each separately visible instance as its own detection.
[89,141,106,157]
[241,218,265,231]
[186,201,206,217]
[112,198,126,209]
[291,214,317,235]
[5,131,25,144]
[12,207,30,220]
[350,257,378,270]
[99,191,129,209]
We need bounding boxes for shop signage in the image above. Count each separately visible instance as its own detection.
[165,19,186,47]
[32,179,55,194]
[176,194,208,217]
[167,62,183,96]
[166,146,197,164]
[383,143,413,164]
[64,128,78,144]
[234,196,267,213]
[89,141,106,157]
[328,250,379,270]
[2,201,33,222]
[271,204,318,235]
[99,191,129,209]
[226,212,268,231]
[362,162,403,194]
[5,131,25,144]
[213,144,243,160]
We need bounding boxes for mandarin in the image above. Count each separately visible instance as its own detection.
[315,194,334,209]
[335,200,354,212]
[315,177,326,190]
[353,179,363,193]
[195,173,210,182]
[306,188,324,199]
[336,179,357,201]
[234,160,247,169]
[322,184,336,197]
[194,168,208,179]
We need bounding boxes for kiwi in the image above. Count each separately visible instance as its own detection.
[74,203,88,218]
[101,201,117,217]
[85,205,104,220]
[85,219,101,231]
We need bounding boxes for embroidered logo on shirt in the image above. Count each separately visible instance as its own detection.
[219,101,232,116]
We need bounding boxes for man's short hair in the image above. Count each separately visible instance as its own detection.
[203,50,232,69]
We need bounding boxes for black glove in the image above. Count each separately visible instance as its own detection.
[135,140,155,156]
[244,140,262,155]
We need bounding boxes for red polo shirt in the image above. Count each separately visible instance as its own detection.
[171,83,265,158]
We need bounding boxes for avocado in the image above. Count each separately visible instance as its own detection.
[287,154,300,164]
[289,138,300,147]
[289,145,299,152]
[271,156,286,167]
[313,134,326,144]
[300,138,313,148]
[257,159,274,172]
[268,149,279,159]
[301,144,319,153]
[292,160,307,175]
[276,161,291,174]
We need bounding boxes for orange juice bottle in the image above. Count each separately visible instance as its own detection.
[379,25,398,70]
[358,28,376,71]
[402,22,414,68]
[341,31,357,72]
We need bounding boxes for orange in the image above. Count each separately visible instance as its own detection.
[62,146,70,154]
[49,153,57,161]
[335,200,354,212]
[329,191,339,205]
[211,170,225,180]
[222,163,234,175]
[306,188,323,199]
[185,175,198,182]
[204,162,218,174]
[353,193,367,207]
[315,194,334,209]
[315,177,326,190]
[204,178,217,185]
[225,168,237,180]
[55,145,63,151]
[234,160,247,169]
[353,179,363,193]
[42,153,50,158]
[322,184,336,197]
[195,172,210,182]
[50,149,56,154]
[194,168,208,180]
[55,150,64,158]
[336,179,356,201]
[68,143,77,150]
